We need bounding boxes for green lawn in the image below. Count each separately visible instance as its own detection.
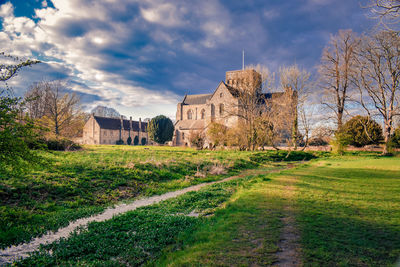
[0,146,302,249]
[293,155,400,266]
[15,169,284,266]
[5,148,399,266]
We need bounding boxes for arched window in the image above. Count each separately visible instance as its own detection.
[211,104,215,117]
[187,110,193,120]
[201,109,205,119]
[219,104,224,116]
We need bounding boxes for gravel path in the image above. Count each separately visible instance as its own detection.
[0,174,244,265]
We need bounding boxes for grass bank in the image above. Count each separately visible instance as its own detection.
[15,168,284,266]
[0,146,311,249]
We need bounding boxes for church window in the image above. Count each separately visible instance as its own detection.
[219,104,224,116]
[104,131,107,136]
[220,92,223,98]
[182,132,185,140]
[211,104,215,117]
[201,109,205,119]
[187,110,193,120]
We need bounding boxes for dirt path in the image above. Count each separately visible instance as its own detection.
[0,168,271,265]
[275,177,302,267]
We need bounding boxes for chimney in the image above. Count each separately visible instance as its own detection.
[129,116,132,138]
[119,115,123,140]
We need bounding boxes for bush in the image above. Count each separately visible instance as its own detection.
[342,116,383,147]
[46,138,81,151]
[0,92,43,173]
[141,137,147,145]
[189,130,205,149]
[308,137,330,146]
[148,115,174,144]
[127,136,132,145]
[116,139,124,145]
[250,151,316,163]
[389,128,400,148]
[134,136,139,145]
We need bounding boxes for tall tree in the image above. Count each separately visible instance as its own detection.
[369,0,400,31]
[319,30,360,132]
[280,65,312,150]
[148,115,174,144]
[354,31,400,154]
[25,80,85,138]
[0,53,40,172]
[91,105,122,118]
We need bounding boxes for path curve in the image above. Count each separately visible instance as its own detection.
[0,173,247,265]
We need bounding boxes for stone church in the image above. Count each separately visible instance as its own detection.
[81,115,149,145]
[173,69,295,147]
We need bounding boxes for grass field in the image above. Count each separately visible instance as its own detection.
[0,146,309,249]
[3,147,399,266]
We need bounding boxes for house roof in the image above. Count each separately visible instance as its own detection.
[94,116,147,131]
[182,93,212,105]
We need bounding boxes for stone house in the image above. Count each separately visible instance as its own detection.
[173,69,296,147]
[81,114,149,145]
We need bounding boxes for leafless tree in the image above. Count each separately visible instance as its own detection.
[319,30,360,133]
[368,0,400,31]
[25,80,85,138]
[354,31,400,154]
[280,65,313,150]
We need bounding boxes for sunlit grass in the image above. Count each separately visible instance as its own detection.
[0,145,298,249]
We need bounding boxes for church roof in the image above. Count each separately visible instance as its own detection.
[183,94,212,105]
[175,119,206,130]
[94,116,147,132]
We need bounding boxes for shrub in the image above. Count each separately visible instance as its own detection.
[116,139,124,145]
[342,116,383,147]
[389,128,400,148]
[46,138,81,151]
[308,137,330,146]
[148,115,174,144]
[141,137,147,145]
[127,136,132,145]
[250,151,316,163]
[134,136,139,145]
[189,130,205,149]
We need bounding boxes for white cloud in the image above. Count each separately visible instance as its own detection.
[140,2,184,27]
[0,0,181,114]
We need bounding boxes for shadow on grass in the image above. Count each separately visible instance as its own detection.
[296,166,400,266]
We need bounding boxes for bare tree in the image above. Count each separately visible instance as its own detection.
[91,105,122,118]
[354,31,400,154]
[280,65,312,150]
[368,0,400,31]
[25,80,85,138]
[319,30,360,133]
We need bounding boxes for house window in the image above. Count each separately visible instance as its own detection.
[104,131,107,136]
[211,104,215,117]
[201,109,205,119]
[219,104,224,116]
[110,131,113,136]
[187,110,193,120]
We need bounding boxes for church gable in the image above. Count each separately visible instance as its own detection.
[209,81,236,103]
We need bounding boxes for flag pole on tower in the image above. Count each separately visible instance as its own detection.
[242,49,245,70]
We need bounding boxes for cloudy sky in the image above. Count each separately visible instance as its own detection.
[0,0,375,120]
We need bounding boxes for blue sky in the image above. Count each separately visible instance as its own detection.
[0,0,375,119]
